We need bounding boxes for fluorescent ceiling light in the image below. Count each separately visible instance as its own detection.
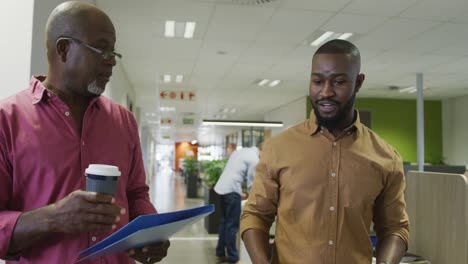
[165,21,175,38]
[338,33,353,40]
[311,31,334,46]
[202,119,283,127]
[400,86,427,93]
[258,79,269,86]
[184,22,196,39]
[176,75,183,83]
[269,80,281,87]
[160,106,176,112]
[163,74,171,83]
[399,86,415,93]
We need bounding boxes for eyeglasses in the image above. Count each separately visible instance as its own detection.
[58,37,122,60]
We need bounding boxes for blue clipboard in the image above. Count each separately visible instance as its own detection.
[77,204,215,262]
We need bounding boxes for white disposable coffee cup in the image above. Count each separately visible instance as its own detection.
[85,164,121,196]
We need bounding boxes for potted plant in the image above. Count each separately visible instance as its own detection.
[201,159,227,234]
[183,158,199,198]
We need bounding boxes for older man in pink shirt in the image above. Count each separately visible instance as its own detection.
[0,1,169,263]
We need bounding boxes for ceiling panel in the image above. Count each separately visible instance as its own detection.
[192,55,239,76]
[268,58,311,81]
[227,62,271,79]
[256,9,333,44]
[342,0,420,17]
[392,23,468,54]
[354,18,439,52]
[145,0,215,21]
[280,0,352,12]
[204,5,276,41]
[321,13,388,34]
[198,40,249,57]
[400,0,468,22]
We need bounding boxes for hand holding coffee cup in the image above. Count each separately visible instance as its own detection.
[85,164,121,196]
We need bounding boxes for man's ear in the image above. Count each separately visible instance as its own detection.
[56,38,70,63]
[355,73,365,93]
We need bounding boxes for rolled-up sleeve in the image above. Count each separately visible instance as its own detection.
[373,151,410,248]
[240,141,278,237]
[0,138,22,259]
[126,116,157,220]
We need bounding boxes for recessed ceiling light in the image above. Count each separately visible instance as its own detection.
[399,86,428,93]
[311,31,334,46]
[269,80,281,87]
[202,119,283,127]
[258,79,269,86]
[160,106,176,112]
[311,31,354,46]
[338,33,353,40]
[165,21,175,38]
[184,22,196,39]
[176,75,183,83]
[163,74,171,83]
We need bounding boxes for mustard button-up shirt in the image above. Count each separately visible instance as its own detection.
[241,112,409,264]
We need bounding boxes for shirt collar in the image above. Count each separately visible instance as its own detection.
[30,76,49,104]
[307,109,363,136]
[29,75,102,108]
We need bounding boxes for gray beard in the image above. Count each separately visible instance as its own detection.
[87,80,104,96]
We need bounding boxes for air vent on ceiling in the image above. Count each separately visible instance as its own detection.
[228,0,278,5]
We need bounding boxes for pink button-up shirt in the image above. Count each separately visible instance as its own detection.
[0,76,156,263]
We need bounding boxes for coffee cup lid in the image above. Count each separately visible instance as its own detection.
[85,164,121,177]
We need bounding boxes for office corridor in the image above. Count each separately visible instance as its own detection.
[149,168,220,264]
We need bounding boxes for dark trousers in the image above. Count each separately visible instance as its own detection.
[216,192,241,263]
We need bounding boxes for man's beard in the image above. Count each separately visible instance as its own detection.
[87,80,104,97]
[311,94,355,131]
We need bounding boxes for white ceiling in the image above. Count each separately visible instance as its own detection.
[96,0,468,144]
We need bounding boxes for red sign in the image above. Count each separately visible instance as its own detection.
[161,118,172,124]
[160,91,196,101]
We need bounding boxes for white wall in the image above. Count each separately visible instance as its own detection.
[442,95,468,166]
[0,1,35,99]
[264,96,308,136]
[103,62,136,110]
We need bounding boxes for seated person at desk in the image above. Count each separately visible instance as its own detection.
[240,39,410,264]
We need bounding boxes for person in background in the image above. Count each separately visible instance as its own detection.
[0,2,169,263]
[241,39,409,264]
[214,143,262,264]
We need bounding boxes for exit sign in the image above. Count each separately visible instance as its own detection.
[183,118,194,125]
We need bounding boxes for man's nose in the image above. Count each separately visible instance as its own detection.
[319,81,335,98]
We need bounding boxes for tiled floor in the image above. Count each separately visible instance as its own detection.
[150,168,221,264]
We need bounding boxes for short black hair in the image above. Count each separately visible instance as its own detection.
[314,39,361,70]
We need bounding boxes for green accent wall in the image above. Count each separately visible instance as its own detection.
[306,98,442,163]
